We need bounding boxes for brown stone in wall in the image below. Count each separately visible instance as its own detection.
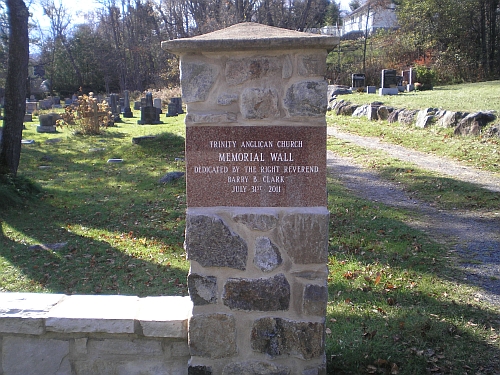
[240,87,280,119]
[225,57,282,86]
[297,53,327,77]
[251,317,324,360]
[278,212,329,264]
[189,314,237,359]
[223,274,290,311]
[185,215,248,270]
[303,284,328,316]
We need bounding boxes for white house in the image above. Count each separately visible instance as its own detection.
[342,1,398,38]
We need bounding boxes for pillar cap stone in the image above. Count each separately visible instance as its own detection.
[161,22,339,53]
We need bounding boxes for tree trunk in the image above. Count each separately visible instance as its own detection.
[362,5,371,74]
[0,0,29,177]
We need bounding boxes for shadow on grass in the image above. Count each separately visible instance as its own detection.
[378,166,500,210]
[0,131,188,296]
[326,181,500,374]
[0,218,187,296]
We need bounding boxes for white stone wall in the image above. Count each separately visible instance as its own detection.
[0,293,192,375]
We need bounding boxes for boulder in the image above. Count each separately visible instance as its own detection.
[352,104,370,118]
[377,106,391,121]
[454,111,496,136]
[415,108,438,128]
[388,108,405,124]
[436,110,467,128]
[328,85,352,98]
[483,124,500,138]
[398,109,418,125]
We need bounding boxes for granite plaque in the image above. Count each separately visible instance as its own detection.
[186,126,326,207]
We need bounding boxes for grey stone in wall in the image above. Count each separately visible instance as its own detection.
[185,215,248,270]
[254,237,282,272]
[279,213,329,264]
[189,313,237,359]
[240,87,280,119]
[233,213,278,231]
[291,268,329,280]
[223,274,290,311]
[297,53,326,77]
[251,317,324,360]
[303,284,328,316]
[189,365,213,375]
[303,364,327,375]
[226,57,281,86]
[217,93,239,106]
[284,81,328,117]
[181,61,219,103]
[186,112,237,123]
[188,273,218,305]
[2,337,71,375]
[282,55,293,79]
[72,358,172,374]
[222,361,291,375]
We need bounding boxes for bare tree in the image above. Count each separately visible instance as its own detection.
[41,0,84,88]
[0,0,29,176]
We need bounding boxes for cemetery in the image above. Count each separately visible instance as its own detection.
[1,21,500,375]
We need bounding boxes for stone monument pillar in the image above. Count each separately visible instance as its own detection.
[162,23,338,375]
[123,90,133,118]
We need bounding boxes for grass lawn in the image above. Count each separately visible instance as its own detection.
[338,80,500,114]
[1,85,499,374]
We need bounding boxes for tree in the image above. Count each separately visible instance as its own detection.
[0,0,29,177]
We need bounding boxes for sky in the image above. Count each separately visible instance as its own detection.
[31,0,352,32]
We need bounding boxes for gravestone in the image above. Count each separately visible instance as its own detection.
[171,97,183,114]
[37,113,59,133]
[109,93,121,121]
[380,69,399,95]
[25,101,38,114]
[162,22,338,375]
[134,101,141,110]
[351,73,366,88]
[153,98,162,118]
[166,97,183,117]
[402,68,416,91]
[138,92,161,124]
[52,96,61,108]
[123,90,133,118]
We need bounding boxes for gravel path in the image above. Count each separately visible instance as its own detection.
[326,127,500,308]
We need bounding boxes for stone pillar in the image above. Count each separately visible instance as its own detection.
[123,90,133,118]
[162,23,338,375]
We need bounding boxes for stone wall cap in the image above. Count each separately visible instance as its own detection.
[162,22,339,53]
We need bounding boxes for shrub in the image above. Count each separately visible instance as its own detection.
[414,65,437,90]
[58,93,113,135]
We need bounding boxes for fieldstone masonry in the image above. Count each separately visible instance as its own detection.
[163,23,338,375]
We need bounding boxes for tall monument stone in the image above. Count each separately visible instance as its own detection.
[162,23,338,375]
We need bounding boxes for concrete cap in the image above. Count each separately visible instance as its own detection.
[162,22,339,53]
